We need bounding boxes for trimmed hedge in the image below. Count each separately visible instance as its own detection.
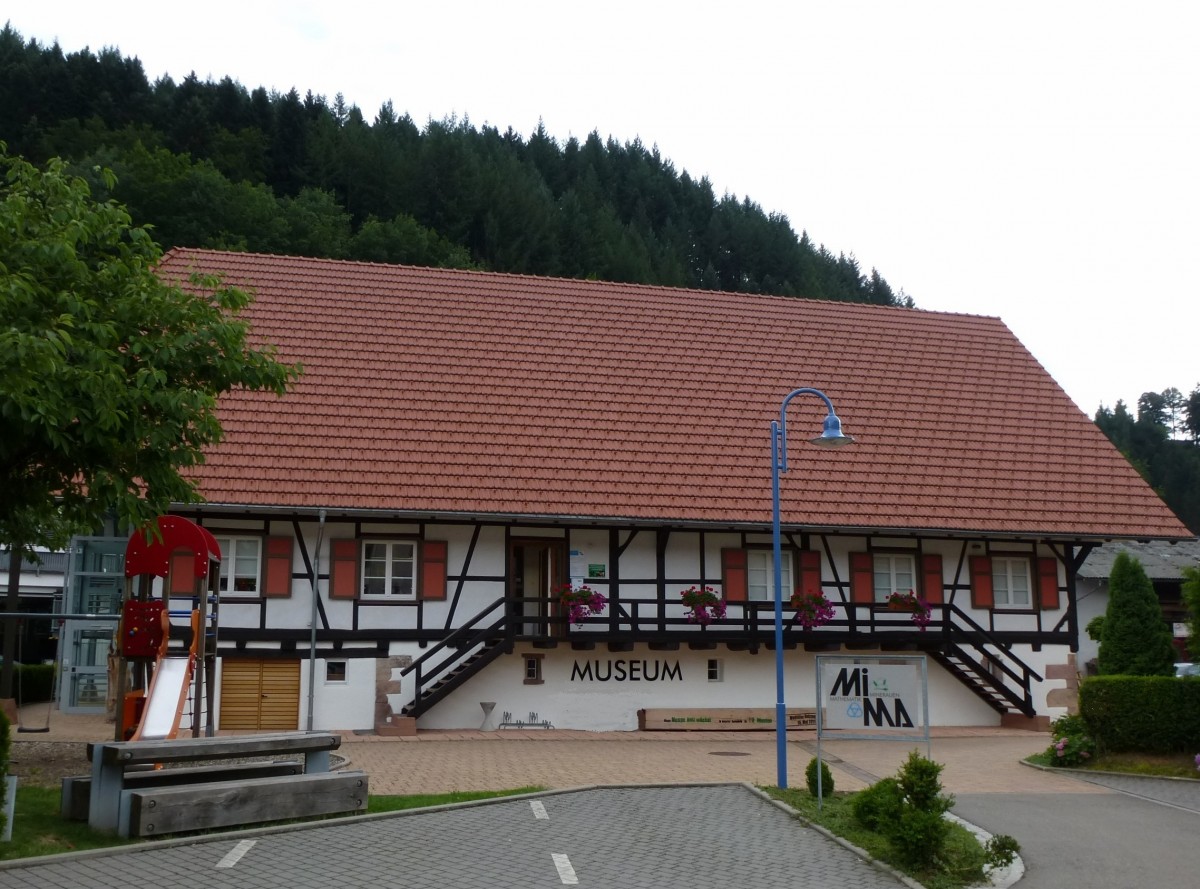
[1079,675,1200,752]
[15,664,56,703]
[1,707,9,832]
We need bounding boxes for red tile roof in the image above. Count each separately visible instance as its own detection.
[157,249,1191,540]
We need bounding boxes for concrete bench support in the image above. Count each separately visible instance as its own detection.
[82,732,348,834]
[120,771,368,837]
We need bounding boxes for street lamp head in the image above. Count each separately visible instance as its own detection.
[809,411,855,448]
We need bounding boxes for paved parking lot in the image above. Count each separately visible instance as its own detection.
[0,785,912,889]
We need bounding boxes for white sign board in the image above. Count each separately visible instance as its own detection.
[818,656,928,737]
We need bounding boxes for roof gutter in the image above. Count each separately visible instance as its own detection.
[178,502,1196,545]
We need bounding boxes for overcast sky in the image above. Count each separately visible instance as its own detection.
[11,1,1198,416]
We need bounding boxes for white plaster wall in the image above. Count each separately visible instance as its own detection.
[303,657,378,730]
[1076,579,1107,673]
[204,517,1076,730]
[411,645,1001,731]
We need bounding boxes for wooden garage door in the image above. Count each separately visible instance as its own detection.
[220,658,300,731]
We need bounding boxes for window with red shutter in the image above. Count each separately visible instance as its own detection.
[721,549,748,602]
[921,554,944,604]
[328,539,361,599]
[262,536,294,598]
[420,540,448,601]
[969,556,995,609]
[849,552,874,604]
[1037,557,1060,610]
[798,550,822,596]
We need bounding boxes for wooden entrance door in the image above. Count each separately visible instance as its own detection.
[510,539,566,637]
[219,658,300,730]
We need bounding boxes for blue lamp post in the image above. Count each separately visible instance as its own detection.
[771,387,854,788]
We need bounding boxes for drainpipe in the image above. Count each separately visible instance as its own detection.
[306,509,327,732]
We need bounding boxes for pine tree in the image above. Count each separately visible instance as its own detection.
[1097,553,1176,676]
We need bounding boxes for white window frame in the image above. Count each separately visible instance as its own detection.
[325,660,348,684]
[991,557,1032,609]
[707,659,724,682]
[214,535,262,595]
[523,654,545,685]
[361,540,417,598]
[747,549,792,602]
[873,553,916,603]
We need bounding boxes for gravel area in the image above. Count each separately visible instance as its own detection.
[7,739,91,787]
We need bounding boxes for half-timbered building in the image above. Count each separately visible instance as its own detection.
[122,249,1192,733]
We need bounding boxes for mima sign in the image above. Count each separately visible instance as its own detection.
[819,657,927,733]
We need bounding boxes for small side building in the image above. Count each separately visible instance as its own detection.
[1076,540,1200,672]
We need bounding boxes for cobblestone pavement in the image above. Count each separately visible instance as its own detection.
[0,785,912,889]
[0,710,1136,888]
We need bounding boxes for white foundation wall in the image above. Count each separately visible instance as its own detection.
[407,645,1001,731]
[304,657,378,730]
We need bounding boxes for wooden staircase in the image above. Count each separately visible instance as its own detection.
[922,607,1042,717]
[400,597,511,719]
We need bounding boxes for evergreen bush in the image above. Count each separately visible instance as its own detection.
[890,750,954,869]
[804,756,834,798]
[1098,553,1175,676]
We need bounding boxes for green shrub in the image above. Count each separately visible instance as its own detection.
[805,756,834,798]
[1098,553,1175,676]
[888,750,955,870]
[896,748,953,813]
[1,708,9,836]
[1081,675,1200,752]
[852,776,903,829]
[1046,714,1097,766]
[16,663,55,703]
[985,834,1021,869]
[890,807,950,869]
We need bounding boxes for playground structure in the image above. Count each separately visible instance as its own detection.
[115,515,220,742]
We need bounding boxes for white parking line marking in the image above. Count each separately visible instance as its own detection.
[552,852,579,884]
[216,839,256,868]
[530,800,549,819]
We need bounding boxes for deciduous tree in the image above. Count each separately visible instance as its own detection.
[0,147,300,697]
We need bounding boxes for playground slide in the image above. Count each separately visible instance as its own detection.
[129,655,194,741]
[129,610,201,742]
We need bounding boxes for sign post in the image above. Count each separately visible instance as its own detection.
[814,655,931,808]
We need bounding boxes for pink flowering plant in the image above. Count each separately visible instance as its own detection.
[555,583,608,627]
[1046,715,1096,767]
[789,589,836,630]
[886,590,932,630]
[680,585,727,625]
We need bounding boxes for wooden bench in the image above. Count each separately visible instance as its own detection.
[80,732,368,837]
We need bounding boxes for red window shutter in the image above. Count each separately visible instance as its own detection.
[798,550,821,596]
[420,540,448,601]
[328,539,360,599]
[262,536,294,598]
[849,552,873,604]
[169,547,195,596]
[721,549,748,602]
[1037,557,1060,610]
[921,554,944,604]
[970,556,994,609]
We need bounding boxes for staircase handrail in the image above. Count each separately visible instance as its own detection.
[400,596,508,677]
